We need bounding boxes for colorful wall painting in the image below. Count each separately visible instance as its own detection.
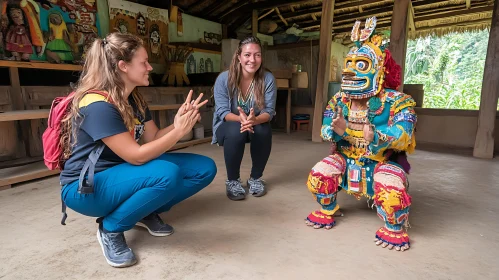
[0,0,101,63]
[108,0,168,64]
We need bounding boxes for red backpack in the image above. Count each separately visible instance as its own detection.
[42,90,109,170]
[43,90,110,225]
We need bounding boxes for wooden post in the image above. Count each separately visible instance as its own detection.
[311,0,335,142]
[389,0,410,93]
[8,67,27,158]
[252,9,258,37]
[222,24,228,39]
[473,0,499,159]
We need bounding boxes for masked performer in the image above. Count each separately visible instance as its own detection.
[305,17,417,252]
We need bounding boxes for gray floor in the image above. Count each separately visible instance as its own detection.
[0,132,498,280]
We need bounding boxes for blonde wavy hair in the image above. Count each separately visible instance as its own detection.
[60,32,148,161]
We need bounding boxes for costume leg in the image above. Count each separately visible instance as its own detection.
[305,153,346,229]
[373,163,412,251]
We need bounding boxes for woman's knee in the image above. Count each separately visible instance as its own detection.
[197,155,217,182]
[221,122,247,143]
[142,159,182,189]
[251,123,272,142]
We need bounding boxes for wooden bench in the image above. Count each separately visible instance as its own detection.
[0,85,213,190]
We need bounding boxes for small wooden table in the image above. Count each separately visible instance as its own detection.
[278,87,297,134]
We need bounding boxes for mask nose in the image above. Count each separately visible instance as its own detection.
[342,69,356,76]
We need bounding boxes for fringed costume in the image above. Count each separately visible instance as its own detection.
[305,17,417,252]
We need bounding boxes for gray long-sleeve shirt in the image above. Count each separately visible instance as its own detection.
[211,70,277,144]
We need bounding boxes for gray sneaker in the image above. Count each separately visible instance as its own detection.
[96,227,137,268]
[226,179,246,200]
[248,177,267,197]
[135,213,174,237]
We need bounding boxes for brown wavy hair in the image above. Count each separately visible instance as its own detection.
[227,35,265,109]
[60,32,147,161]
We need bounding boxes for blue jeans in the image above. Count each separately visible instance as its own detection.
[61,153,217,232]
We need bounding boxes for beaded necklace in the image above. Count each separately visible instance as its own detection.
[237,79,254,114]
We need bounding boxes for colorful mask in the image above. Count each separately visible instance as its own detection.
[342,17,388,99]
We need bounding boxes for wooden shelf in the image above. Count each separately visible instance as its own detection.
[0,137,212,189]
[0,60,82,71]
[0,161,59,188]
[0,109,50,122]
[0,104,183,122]
[167,42,222,54]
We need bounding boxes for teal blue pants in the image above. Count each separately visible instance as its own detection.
[61,153,217,232]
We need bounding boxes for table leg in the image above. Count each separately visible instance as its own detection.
[286,89,291,134]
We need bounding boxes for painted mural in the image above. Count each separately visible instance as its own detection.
[184,51,220,74]
[108,0,168,64]
[0,0,101,63]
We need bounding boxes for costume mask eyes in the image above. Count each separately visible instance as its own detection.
[356,60,369,71]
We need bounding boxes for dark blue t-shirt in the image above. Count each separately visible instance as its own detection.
[59,96,152,185]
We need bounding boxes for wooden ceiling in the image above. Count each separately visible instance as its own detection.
[136,0,495,40]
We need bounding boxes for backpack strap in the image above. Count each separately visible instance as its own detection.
[76,92,110,194]
[77,142,106,194]
[61,91,111,225]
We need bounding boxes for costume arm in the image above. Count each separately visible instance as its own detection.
[369,96,417,155]
[320,97,348,142]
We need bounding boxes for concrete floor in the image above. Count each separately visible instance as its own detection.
[0,132,498,280]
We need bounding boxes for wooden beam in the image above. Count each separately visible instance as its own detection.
[274,6,322,19]
[467,0,472,9]
[416,6,493,22]
[252,9,258,36]
[408,0,416,32]
[389,0,410,92]
[0,60,82,71]
[250,0,312,10]
[222,0,311,21]
[187,0,217,14]
[332,5,393,24]
[205,0,233,16]
[227,13,252,32]
[411,0,452,8]
[312,0,335,143]
[220,1,249,19]
[414,4,489,17]
[334,0,379,10]
[415,18,492,32]
[275,7,288,26]
[258,8,275,20]
[473,0,499,159]
[222,24,228,39]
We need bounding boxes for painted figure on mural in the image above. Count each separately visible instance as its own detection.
[2,1,45,61]
[148,23,160,57]
[186,54,195,74]
[45,11,73,63]
[198,57,204,73]
[305,17,417,252]
[205,58,213,72]
[136,12,146,36]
